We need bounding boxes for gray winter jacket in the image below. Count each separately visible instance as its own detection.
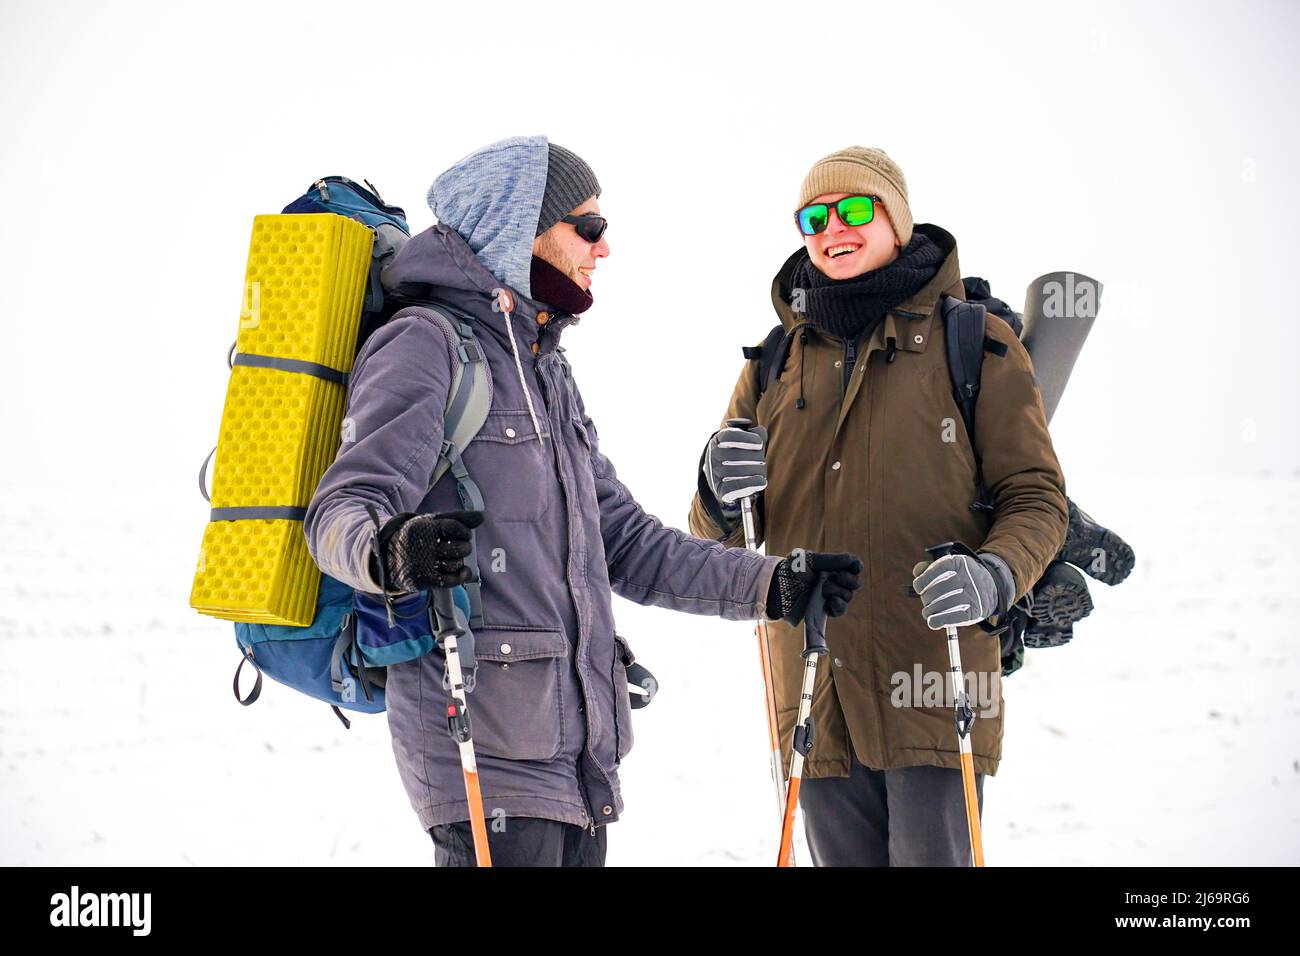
[304,140,779,833]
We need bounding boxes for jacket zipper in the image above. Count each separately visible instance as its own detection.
[534,351,604,837]
[843,336,858,394]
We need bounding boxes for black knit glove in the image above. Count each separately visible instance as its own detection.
[369,510,484,592]
[766,549,864,625]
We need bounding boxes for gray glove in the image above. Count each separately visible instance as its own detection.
[704,424,768,508]
[911,552,1015,630]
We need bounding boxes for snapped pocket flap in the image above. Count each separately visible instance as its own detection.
[473,628,569,663]
[475,409,549,444]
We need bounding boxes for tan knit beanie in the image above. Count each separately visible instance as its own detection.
[797,146,912,245]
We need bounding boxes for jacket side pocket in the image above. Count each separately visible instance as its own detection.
[466,628,569,761]
[612,634,636,763]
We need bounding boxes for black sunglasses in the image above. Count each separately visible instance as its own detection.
[561,213,608,243]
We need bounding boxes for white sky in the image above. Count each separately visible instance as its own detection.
[2,0,1297,506]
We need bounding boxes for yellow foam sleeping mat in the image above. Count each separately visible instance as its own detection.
[190,213,373,625]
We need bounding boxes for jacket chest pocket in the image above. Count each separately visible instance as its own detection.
[465,409,552,522]
[466,628,569,762]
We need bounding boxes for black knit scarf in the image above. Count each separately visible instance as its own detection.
[529,255,594,315]
[791,233,945,340]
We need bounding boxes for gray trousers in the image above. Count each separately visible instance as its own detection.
[799,756,984,866]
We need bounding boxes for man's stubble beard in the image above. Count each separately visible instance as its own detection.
[534,230,582,285]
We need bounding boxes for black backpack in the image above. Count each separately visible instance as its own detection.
[743,276,1032,674]
[746,276,1019,460]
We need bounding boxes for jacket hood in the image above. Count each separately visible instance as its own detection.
[381,221,584,357]
[770,222,962,336]
[382,222,513,303]
[426,135,550,299]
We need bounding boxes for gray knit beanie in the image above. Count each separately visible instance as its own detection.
[535,143,601,236]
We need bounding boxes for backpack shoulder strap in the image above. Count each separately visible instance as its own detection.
[385,299,492,627]
[941,295,989,446]
[741,323,804,398]
[432,307,492,476]
[941,294,999,513]
[388,300,492,469]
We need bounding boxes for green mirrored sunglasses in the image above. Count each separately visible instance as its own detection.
[795,195,879,236]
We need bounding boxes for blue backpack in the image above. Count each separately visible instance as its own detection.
[233,576,474,728]
[281,176,410,333]
[224,177,490,728]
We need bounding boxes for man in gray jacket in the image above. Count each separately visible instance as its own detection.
[304,136,862,867]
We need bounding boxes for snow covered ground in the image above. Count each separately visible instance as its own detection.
[2,472,1296,866]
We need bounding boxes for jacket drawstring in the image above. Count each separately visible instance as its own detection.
[496,289,545,443]
[796,328,809,409]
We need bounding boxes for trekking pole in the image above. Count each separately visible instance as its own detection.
[925,542,986,868]
[777,572,828,867]
[431,587,492,867]
[725,417,787,826]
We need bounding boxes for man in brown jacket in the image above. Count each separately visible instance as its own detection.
[689,147,1068,866]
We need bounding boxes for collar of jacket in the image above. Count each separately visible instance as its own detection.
[508,291,579,358]
[769,223,966,358]
[383,223,576,357]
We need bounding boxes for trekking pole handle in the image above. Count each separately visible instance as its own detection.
[924,544,978,733]
[802,576,830,659]
[923,542,980,631]
[430,588,463,639]
[724,418,764,552]
[926,541,980,562]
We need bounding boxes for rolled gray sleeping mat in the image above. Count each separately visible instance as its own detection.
[1020,271,1102,424]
